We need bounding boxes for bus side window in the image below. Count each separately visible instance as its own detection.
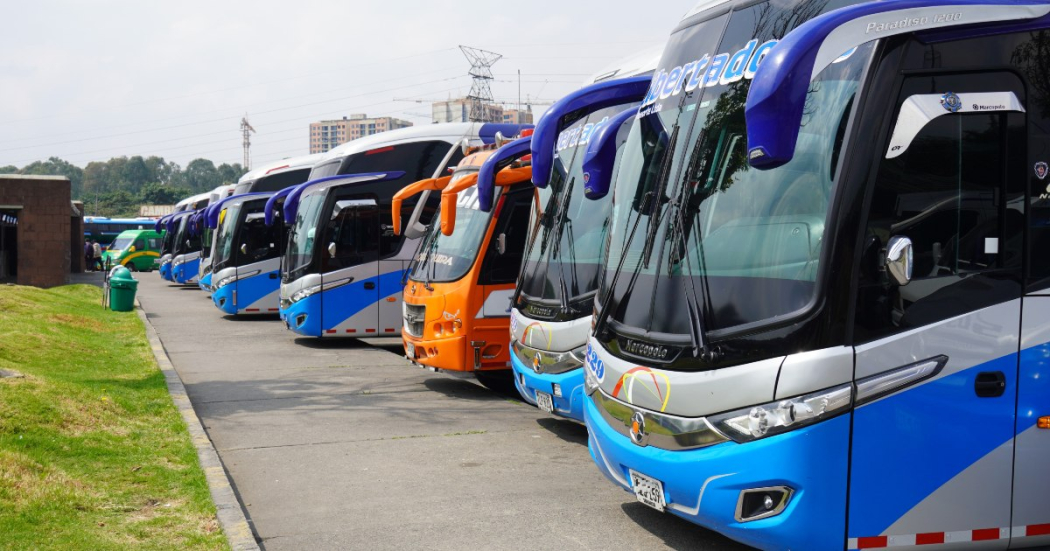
[479,187,533,285]
[322,197,379,272]
[149,238,160,249]
[854,75,1025,343]
[134,239,145,250]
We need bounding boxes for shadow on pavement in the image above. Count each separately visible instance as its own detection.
[534,417,588,446]
[619,502,753,550]
[222,314,281,322]
[292,337,374,349]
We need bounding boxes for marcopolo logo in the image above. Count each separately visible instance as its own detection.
[641,38,779,110]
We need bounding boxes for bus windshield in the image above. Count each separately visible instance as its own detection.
[517,104,632,318]
[214,204,241,270]
[601,0,871,340]
[283,191,326,281]
[408,169,488,283]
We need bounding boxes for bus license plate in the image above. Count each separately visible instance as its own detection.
[535,391,554,413]
[629,470,666,512]
[405,342,415,359]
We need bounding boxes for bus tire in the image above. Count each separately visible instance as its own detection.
[124,263,136,272]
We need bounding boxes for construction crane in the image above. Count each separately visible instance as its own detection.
[240,115,256,169]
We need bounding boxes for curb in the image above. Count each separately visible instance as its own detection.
[135,303,260,551]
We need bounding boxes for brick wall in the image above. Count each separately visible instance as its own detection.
[0,175,72,287]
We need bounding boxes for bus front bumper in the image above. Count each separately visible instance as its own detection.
[212,283,237,315]
[583,394,850,551]
[511,353,585,422]
[403,332,471,372]
[280,293,323,337]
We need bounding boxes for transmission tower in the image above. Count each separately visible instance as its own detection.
[240,115,256,169]
[459,46,502,122]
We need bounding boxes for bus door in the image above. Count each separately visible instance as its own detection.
[472,185,533,363]
[320,194,380,335]
[235,207,281,311]
[849,72,1026,546]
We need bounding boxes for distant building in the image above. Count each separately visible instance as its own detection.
[309,114,413,154]
[432,98,505,124]
[502,108,533,125]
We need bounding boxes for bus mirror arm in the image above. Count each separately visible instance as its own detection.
[403,141,465,239]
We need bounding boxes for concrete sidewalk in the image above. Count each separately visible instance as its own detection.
[136,275,747,550]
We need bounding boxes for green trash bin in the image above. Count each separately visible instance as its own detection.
[109,270,138,312]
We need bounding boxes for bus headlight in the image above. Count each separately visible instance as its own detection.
[215,270,259,290]
[290,284,322,304]
[709,384,852,443]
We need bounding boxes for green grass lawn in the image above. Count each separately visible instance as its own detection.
[0,284,227,550]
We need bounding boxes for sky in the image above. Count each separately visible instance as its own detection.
[0,1,696,170]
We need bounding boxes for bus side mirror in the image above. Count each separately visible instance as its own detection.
[240,244,248,256]
[327,243,336,258]
[497,233,506,255]
[885,236,913,287]
[581,106,636,200]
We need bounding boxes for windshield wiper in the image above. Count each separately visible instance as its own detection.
[664,189,707,357]
[593,124,680,340]
[511,184,562,309]
[548,176,576,314]
[422,232,439,291]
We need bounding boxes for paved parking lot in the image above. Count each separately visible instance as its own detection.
[136,275,748,550]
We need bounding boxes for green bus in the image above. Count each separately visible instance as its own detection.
[102,229,164,271]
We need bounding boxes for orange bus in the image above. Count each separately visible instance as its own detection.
[394,139,534,388]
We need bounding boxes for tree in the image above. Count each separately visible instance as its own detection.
[20,157,85,197]
[0,165,18,174]
[183,158,220,192]
[121,156,150,189]
[217,162,247,184]
[139,182,191,205]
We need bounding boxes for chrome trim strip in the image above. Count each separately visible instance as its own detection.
[592,388,729,451]
[855,355,947,406]
[511,339,584,375]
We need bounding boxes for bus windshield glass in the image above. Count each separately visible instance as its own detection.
[518,104,632,316]
[601,0,871,338]
[214,204,241,269]
[408,169,489,283]
[283,191,326,281]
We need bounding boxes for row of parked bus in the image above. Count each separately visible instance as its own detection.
[150,1,1050,548]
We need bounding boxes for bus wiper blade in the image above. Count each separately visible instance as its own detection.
[422,235,438,291]
[511,184,562,309]
[640,125,680,269]
[594,123,680,339]
[592,191,652,340]
[666,195,706,356]
[550,177,575,314]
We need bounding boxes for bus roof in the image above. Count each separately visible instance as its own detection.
[238,153,325,185]
[585,45,662,84]
[317,122,529,165]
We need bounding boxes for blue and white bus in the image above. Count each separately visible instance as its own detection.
[158,192,211,282]
[503,55,657,422]
[580,1,1050,549]
[280,122,528,338]
[191,184,236,288]
[201,155,320,296]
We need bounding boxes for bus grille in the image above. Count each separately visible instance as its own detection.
[403,304,425,338]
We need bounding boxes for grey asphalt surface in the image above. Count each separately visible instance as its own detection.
[136,275,749,551]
